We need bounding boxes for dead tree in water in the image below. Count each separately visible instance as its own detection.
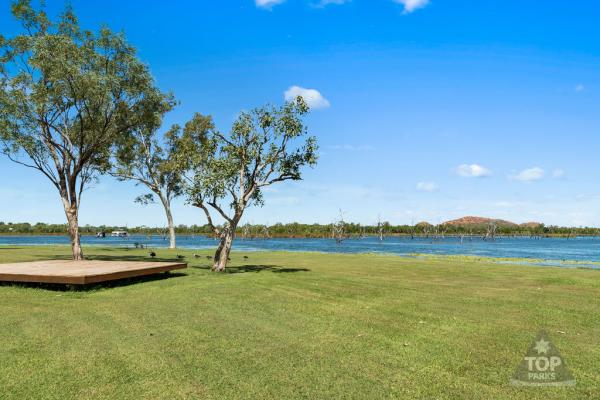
[423,227,431,239]
[484,222,497,241]
[432,224,441,242]
[377,215,385,241]
[242,223,252,239]
[356,223,366,239]
[332,209,346,245]
[262,224,271,239]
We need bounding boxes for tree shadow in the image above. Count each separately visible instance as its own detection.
[41,253,180,263]
[192,264,310,274]
[86,254,180,263]
[0,271,187,292]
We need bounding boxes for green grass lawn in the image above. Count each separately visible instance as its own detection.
[0,246,598,399]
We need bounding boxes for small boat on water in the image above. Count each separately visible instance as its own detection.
[96,231,106,238]
[111,230,128,238]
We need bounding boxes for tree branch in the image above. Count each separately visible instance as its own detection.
[192,200,220,236]
[207,197,233,225]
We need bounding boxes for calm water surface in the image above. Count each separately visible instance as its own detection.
[1,235,600,264]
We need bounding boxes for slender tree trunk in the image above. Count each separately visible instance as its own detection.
[167,220,176,249]
[159,195,176,249]
[212,228,235,272]
[62,199,83,261]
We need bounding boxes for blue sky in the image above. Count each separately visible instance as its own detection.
[1,0,600,227]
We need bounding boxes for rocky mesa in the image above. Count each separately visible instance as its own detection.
[441,216,542,228]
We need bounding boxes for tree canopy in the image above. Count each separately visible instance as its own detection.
[112,117,185,248]
[0,0,173,259]
[181,98,318,270]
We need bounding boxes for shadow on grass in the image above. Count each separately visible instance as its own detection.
[87,254,180,263]
[0,271,187,292]
[41,253,180,263]
[192,264,310,274]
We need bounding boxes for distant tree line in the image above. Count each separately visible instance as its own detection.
[2,221,599,238]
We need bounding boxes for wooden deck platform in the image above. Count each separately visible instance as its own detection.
[0,260,187,285]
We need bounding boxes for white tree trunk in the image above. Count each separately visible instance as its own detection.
[62,199,83,261]
[159,195,176,249]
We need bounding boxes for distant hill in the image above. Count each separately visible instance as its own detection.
[415,221,433,227]
[442,216,519,227]
[440,216,544,228]
[519,221,543,229]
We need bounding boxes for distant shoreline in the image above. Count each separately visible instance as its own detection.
[0,233,598,239]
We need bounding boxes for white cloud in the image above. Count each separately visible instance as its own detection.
[284,86,330,110]
[394,0,430,14]
[316,0,351,6]
[575,84,585,93]
[510,167,545,182]
[456,164,492,178]
[416,182,439,192]
[255,0,285,9]
[552,169,566,179]
[258,0,429,12]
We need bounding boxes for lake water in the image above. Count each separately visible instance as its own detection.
[1,235,600,265]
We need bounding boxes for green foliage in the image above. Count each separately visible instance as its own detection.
[134,193,155,206]
[0,0,172,199]
[160,112,216,193]
[182,97,318,235]
[111,100,180,207]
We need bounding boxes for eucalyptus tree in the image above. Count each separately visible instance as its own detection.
[112,120,184,249]
[180,98,318,271]
[0,1,172,260]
